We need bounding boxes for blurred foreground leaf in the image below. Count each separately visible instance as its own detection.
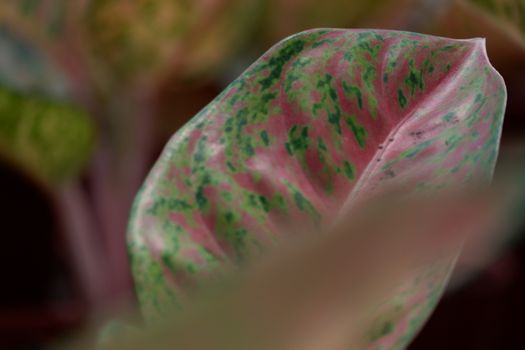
[0,86,95,184]
[64,168,525,350]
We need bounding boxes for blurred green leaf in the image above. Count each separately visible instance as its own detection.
[468,0,525,42]
[0,85,95,184]
[85,0,261,86]
[66,177,525,350]
[260,0,388,43]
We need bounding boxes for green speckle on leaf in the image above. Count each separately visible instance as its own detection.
[342,82,363,109]
[400,140,432,159]
[443,112,455,122]
[293,191,310,211]
[405,60,424,96]
[343,160,356,180]
[398,89,407,108]
[259,39,305,90]
[260,130,270,146]
[346,115,367,148]
[318,138,327,151]
[259,195,270,212]
[286,125,309,157]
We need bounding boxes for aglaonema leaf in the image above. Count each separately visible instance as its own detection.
[0,86,95,184]
[128,29,506,348]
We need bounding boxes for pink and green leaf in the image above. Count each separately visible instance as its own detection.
[128,29,506,348]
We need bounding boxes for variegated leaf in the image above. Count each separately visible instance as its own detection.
[128,29,506,349]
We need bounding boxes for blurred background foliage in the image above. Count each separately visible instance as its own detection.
[0,86,94,185]
[0,0,524,349]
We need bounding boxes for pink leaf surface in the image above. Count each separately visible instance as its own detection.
[128,29,506,348]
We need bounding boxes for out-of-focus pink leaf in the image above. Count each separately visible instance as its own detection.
[0,1,91,99]
[128,29,506,348]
